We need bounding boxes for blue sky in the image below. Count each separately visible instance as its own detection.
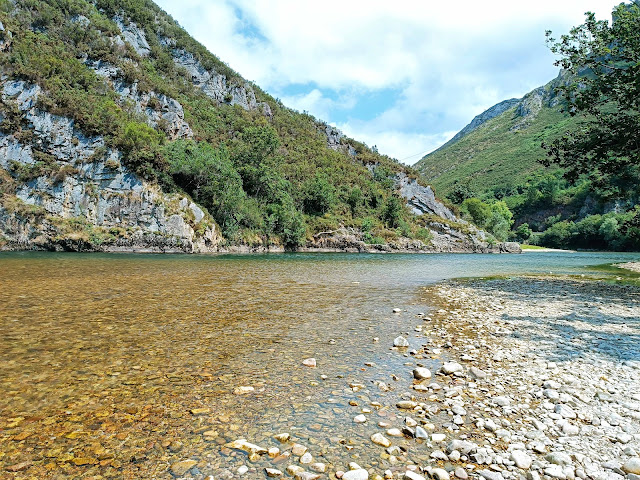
[155,0,622,164]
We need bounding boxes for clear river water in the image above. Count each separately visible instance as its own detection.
[1,251,639,479]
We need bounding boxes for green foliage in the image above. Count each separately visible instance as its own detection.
[513,223,533,241]
[302,174,336,215]
[461,198,514,241]
[543,3,640,183]
[382,195,405,228]
[0,0,445,249]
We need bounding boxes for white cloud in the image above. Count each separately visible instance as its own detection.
[155,0,623,160]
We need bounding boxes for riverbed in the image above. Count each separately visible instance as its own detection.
[0,251,639,479]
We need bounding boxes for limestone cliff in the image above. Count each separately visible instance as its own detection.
[0,80,219,252]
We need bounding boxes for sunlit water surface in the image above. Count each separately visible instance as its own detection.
[1,251,639,478]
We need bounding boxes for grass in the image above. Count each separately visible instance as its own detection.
[520,244,547,250]
[415,80,578,199]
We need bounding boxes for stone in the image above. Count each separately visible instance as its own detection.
[470,367,488,379]
[404,471,426,480]
[292,444,308,456]
[546,452,572,466]
[441,362,463,374]
[274,433,290,443]
[405,416,418,427]
[287,465,305,476]
[354,414,367,423]
[511,450,532,469]
[454,468,468,480]
[555,404,577,419]
[478,470,504,480]
[170,460,197,476]
[190,408,211,415]
[300,452,313,464]
[432,433,446,442]
[415,426,429,439]
[265,468,283,477]
[310,463,327,473]
[371,433,392,447]
[233,386,254,394]
[394,336,410,347]
[268,447,280,457]
[302,358,317,367]
[393,308,402,313]
[237,465,249,474]
[413,367,432,380]
[432,468,450,480]
[623,459,640,475]
[225,439,267,455]
[396,401,418,409]
[343,469,369,480]
[296,472,321,480]
[387,428,403,437]
[492,396,510,407]
[447,439,477,455]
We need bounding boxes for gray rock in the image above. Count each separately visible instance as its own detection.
[555,404,577,419]
[511,450,532,469]
[394,336,410,347]
[478,470,504,480]
[413,367,432,380]
[432,468,450,480]
[623,459,640,475]
[343,469,369,480]
[441,362,463,375]
[546,452,572,466]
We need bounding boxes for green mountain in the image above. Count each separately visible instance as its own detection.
[0,0,512,253]
[416,70,640,251]
[416,73,574,199]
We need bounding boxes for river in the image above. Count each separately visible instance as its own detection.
[1,251,639,478]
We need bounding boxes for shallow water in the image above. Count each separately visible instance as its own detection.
[0,251,639,478]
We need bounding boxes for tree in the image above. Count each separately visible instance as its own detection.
[542,2,640,184]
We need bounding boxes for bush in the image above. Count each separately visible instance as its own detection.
[302,174,336,215]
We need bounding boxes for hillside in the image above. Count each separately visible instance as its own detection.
[416,70,640,250]
[415,73,575,199]
[0,0,512,253]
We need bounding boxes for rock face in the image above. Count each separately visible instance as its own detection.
[171,49,272,116]
[395,172,456,221]
[0,80,219,252]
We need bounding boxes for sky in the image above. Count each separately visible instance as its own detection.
[154,0,622,164]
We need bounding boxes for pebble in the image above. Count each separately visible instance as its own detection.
[432,468,450,480]
[511,450,532,469]
[343,469,369,480]
[292,444,308,456]
[431,433,446,442]
[623,459,640,475]
[237,465,249,475]
[404,471,426,480]
[371,433,392,447]
[454,467,468,479]
[441,362,463,374]
[394,336,410,347]
[170,459,197,476]
[300,452,313,464]
[354,414,367,423]
[233,386,255,394]
[413,367,432,380]
[265,468,283,477]
[396,400,417,409]
[302,358,317,368]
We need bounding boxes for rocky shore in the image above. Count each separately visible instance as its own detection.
[203,276,639,480]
